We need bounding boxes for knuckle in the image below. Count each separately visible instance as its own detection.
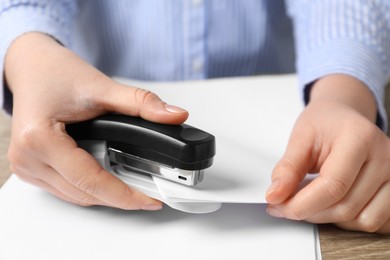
[273,158,300,181]
[324,176,348,202]
[357,214,386,233]
[336,119,376,155]
[73,168,106,197]
[358,220,381,233]
[7,145,31,173]
[18,124,42,149]
[288,202,307,220]
[135,88,160,106]
[360,223,380,233]
[335,204,359,222]
[75,176,99,196]
[343,118,375,135]
[13,123,48,154]
[359,122,378,140]
[272,160,290,177]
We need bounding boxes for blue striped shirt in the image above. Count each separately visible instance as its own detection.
[1,0,390,129]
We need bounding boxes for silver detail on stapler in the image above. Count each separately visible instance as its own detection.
[108,147,204,186]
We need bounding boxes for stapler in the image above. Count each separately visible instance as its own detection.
[66,114,216,186]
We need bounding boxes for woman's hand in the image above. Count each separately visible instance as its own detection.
[266,74,390,233]
[5,32,188,210]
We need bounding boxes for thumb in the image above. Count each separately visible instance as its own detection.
[266,129,315,204]
[98,79,188,124]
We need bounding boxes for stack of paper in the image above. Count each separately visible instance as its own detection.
[0,75,321,260]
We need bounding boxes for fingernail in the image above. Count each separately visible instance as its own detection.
[266,207,284,218]
[266,179,280,197]
[142,203,163,211]
[164,104,187,114]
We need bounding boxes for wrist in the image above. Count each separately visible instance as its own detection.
[308,74,377,123]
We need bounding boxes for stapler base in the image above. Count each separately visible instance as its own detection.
[78,141,221,214]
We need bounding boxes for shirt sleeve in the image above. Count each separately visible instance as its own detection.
[0,0,77,114]
[286,0,390,131]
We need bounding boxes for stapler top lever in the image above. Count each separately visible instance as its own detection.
[66,114,216,186]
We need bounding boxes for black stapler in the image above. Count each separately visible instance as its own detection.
[66,114,216,186]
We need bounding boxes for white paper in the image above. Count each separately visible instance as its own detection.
[0,75,321,260]
[0,176,320,260]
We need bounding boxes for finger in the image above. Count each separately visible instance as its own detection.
[304,161,385,223]
[336,181,390,233]
[11,155,110,207]
[97,79,188,124]
[266,124,316,204]
[268,138,366,220]
[9,135,109,207]
[47,133,162,210]
[35,163,112,207]
[14,172,85,206]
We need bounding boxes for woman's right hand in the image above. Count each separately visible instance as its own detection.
[5,32,189,210]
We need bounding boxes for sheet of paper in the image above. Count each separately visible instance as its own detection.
[0,75,321,260]
[0,176,321,260]
[117,75,304,203]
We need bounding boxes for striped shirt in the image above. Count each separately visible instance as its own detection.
[1,0,390,129]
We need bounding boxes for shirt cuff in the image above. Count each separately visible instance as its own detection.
[0,3,75,114]
[297,39,388,131]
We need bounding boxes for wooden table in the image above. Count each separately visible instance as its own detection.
[1,108,390,259]
[0,112,11,187]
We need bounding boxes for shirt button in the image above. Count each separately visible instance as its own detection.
[192,58,203,72]
[192,0,203,7]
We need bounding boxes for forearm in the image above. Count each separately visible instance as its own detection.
[5,32,64,94]
[3,32,110,121]
[286,0,390,131]
[309,74,377,124]
[0,0,77,114]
